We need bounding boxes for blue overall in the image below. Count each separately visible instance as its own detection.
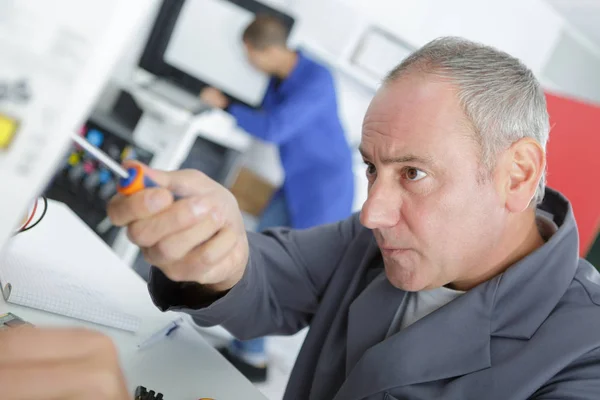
[227,51,354,229]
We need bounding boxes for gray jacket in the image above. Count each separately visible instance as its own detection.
[150,189,600,399]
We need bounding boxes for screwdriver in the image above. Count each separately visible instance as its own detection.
[71,134,171,234]
[71,134,159,195]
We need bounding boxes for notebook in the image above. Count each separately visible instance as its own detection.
[0,252,141,333]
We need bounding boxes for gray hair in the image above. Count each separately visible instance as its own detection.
[385,37,549,205]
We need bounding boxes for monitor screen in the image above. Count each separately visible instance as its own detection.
[139,0,295,108]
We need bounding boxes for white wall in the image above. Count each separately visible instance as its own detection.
[542,29,600,104]
[341,0,562,69]
[297,0,575,84]
[110,0,162,84]
[311,0,600,103]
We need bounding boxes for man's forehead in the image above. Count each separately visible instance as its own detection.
[368,75,460,117]
[362,77,475,146]
[358,141,436,167]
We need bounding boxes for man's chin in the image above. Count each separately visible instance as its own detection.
[383,260,428,292]
[387,278,427,292]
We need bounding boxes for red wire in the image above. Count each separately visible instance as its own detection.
[20,199,38,231]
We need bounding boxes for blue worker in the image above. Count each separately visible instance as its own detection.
[200,14,354,382]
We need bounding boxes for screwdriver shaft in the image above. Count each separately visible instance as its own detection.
[71,134,129,179]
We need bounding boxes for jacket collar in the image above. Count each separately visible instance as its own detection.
[345,244,406,374]
[335,188,580,400]
[336,277,496,400]
[491,188,579,338]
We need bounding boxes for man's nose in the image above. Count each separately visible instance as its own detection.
[359,181,401,229]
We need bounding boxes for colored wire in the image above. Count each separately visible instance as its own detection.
[19,197,48,233]
[20,199,38,231]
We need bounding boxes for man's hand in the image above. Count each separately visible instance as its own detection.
[107,163,249,292]
[0,327,128,399]
[199,87,229,109]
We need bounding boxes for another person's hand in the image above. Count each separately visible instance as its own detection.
[0,327,128,399]
[107,163,249,292]
[200,87,229,109]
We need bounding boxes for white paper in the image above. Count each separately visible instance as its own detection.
[0,252,141,332]
[164,0,269,106]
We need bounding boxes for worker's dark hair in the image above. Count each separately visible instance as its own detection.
[242,14,288,50]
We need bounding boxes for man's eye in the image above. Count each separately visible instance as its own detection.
[404,167,427,181]
[365,162,376,176]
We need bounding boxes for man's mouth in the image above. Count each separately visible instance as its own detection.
[379,246,411,256]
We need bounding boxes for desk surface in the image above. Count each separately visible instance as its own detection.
[0,200,265,400]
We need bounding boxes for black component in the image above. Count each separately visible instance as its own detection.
[135,386,147,398]
[112,91,143,131]
[135,386,165,400]
[179,136,239,184]
[138,0,295,109]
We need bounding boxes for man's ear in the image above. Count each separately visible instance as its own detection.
[502,138,546,212]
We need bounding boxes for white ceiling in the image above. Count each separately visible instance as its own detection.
[545,0,600,47]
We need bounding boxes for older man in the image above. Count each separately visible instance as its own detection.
[109,37,600,400]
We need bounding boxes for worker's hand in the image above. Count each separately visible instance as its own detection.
[200,87,229,109]
[107,163,249,292]
[0,327,129,399]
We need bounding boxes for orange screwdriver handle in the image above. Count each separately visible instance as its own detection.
[116,164,158,196]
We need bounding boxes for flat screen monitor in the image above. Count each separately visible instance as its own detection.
[139,0,295,108]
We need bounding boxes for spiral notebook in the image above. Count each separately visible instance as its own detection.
[0,252,141,333]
